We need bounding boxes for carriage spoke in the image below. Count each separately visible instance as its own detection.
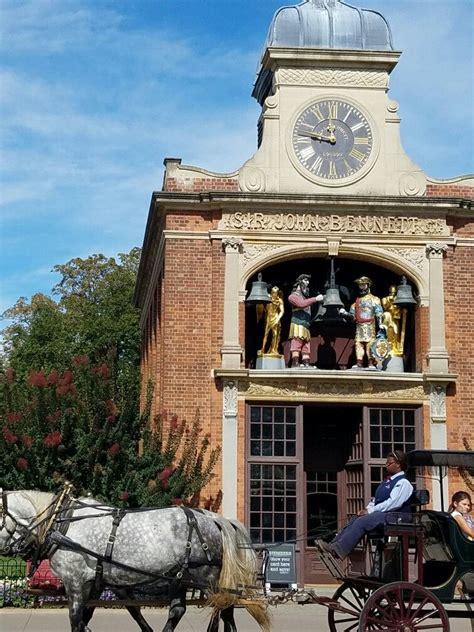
[359,582,450,632]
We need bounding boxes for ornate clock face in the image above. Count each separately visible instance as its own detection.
[291,99,374,182]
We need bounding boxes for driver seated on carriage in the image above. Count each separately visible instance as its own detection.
[316,450,414,560]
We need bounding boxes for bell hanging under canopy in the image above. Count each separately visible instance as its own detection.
[393,276,417,306]
[323,287,344,309]
[313,257,346,323]
[246,273,271,304]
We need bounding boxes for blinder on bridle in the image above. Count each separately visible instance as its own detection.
[0,489,19,554]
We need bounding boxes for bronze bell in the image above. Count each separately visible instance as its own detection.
[393,276,417,306]
[313,257,346,323]
[246,273,271,304]
[323,287,344,309]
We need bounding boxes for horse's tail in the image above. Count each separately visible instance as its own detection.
[208,516,271,632]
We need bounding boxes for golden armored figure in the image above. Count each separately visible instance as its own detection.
[382,285,405,356]
[258,287,285,356]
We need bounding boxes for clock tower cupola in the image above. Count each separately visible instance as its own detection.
[239,0,426,196]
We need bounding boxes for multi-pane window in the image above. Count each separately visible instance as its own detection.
[369,408,415,459]
[368,408,417,496]
[249,406,296,457]
[249,464,297,543]
[248,405,299,544]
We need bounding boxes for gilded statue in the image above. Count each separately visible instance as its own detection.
[258,287,285,356]
[382,285,406,356]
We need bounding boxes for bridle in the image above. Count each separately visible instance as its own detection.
[0,489,20,554]
[0,485,74,557]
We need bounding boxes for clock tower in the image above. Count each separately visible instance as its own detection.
[240,0,425,196]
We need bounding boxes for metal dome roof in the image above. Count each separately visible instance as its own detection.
[265,0,393,51]
[252,0,394,105]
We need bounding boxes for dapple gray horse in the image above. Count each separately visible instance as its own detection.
[0,490,270,632]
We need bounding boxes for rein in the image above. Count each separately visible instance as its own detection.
[0,485,75,559]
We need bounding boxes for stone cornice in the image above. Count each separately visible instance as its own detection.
[151,191,471,213]
[213,368,457,403]
[261,47,401,73]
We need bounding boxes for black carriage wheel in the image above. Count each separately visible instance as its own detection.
[358,581,450,632]
[328,581,374,632]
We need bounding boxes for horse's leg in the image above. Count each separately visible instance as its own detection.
[221,606,237,632]
[82,581,98,628]
[67,589,90,632]
[206,610,221,632]
[161,584,186,632]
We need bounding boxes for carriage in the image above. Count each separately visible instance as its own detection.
[1,449,473,631]
[284,448,474,631]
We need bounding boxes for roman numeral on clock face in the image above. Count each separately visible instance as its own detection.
[349,148,366,162]
[299,146,316,161]
[292,99,373,181]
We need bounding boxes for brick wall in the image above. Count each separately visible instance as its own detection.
[164,176,239,193]
[426,183,474,199]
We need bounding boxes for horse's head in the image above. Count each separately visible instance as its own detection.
[0,490,42,556]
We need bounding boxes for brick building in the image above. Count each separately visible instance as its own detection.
[134,0,473,583]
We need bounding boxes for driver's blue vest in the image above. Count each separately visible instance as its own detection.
[374,473,412,513]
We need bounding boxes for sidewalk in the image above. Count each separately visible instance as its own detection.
[1,599,473,632]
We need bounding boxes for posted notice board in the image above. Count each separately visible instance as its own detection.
[265,544,296,585]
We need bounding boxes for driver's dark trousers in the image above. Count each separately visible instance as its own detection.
[330,512,410,559]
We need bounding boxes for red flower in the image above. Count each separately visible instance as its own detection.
[6,412,22,424]
[46,410,62,424]
[172,498,183,506]
[61,369,73,385]
[47,370,60,385]
[72,354,89,367]
[107,442,120,457]
[43,431,62,447]
[5,367,15,384]
[106,415,116,424]
[16,457,28,471]
[158,466,174,481]
[21,434,33,448]
[105,400,118,416]
[28,370,48,388]
[119,491,130,501]
[160,479,169,490]
[3,426,18,443]
[97,363,110,380]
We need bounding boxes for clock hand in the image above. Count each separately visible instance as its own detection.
[298,130,336,144]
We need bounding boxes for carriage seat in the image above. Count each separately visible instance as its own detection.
[420,510,474,564]
[366,488,430,540]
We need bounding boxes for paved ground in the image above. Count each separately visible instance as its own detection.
[1,595,473,632]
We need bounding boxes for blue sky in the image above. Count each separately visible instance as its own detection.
[1,0,473,317]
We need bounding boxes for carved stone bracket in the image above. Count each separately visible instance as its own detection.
[222,237,244,254]
[426,243,448,258]
[223,379,238,418]
[430,384,447,423]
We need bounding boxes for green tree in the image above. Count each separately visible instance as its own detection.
[0,248,221,508]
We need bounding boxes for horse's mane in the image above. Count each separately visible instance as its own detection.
[20,490,58,517]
